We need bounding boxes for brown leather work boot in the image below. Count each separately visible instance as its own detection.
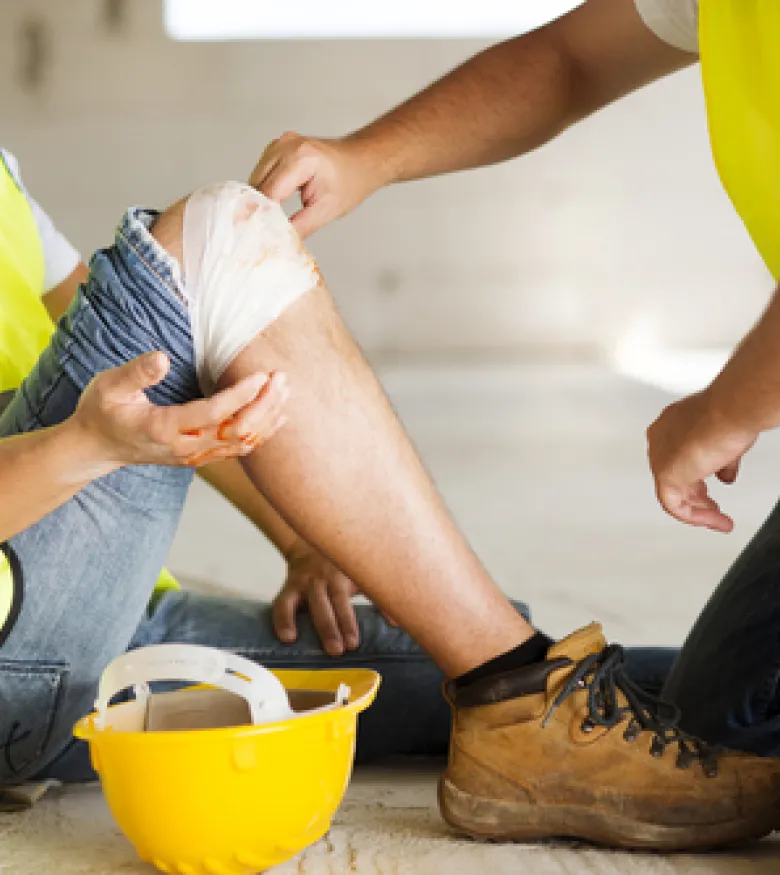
[439,623,780,850]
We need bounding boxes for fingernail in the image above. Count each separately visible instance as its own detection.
[346,636,359,650]
[143,352,160,376]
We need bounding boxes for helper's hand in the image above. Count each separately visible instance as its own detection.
[250,132,384,238]
[647,389,757,533]
[72,351,288,469]
[272,538,397,656]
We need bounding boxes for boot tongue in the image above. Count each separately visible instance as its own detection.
[547,623,606,665]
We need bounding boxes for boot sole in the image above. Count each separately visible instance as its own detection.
[439,777,777,852]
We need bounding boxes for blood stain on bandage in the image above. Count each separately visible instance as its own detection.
[235,200,261,222]
[183,182,320,394]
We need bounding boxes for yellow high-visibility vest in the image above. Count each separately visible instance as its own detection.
[0,153,51,635]
[700,0,780,279]
[0,151,52,392]
[0,155,178,641]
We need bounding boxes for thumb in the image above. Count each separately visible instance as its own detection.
[101,352,170,398]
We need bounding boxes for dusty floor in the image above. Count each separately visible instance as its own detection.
[3,362,780,874]
[2,767,778,874]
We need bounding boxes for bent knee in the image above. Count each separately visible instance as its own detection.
[171,182,320,394]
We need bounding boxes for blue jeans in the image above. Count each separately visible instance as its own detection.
[0,206,775,788]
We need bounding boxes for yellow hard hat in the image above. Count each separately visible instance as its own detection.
[74,644,380,874]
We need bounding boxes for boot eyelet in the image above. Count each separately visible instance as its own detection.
[580,718,595,734]
[649,740,665,758]
[623,727,639,743]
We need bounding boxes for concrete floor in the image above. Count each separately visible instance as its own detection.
[3,362,779,873]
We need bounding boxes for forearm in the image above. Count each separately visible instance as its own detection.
[708,284,780,433]
[345,0,693,187]
[0,418,114,542]
[198,458,298,556]
[349,30,577,186]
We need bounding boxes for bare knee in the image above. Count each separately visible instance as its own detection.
[163,182,320,394]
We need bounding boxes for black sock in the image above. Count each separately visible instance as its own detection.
[454,631,554,689]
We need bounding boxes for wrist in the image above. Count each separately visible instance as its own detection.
[59,415,123,481]
[701,382,761,442]
[344,126,405,189]
[283,536,312,563]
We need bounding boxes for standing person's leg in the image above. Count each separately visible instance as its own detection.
[663,499,780,755]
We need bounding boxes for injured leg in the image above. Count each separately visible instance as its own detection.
[152,184,533,677]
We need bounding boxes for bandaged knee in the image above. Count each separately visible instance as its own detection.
[182,182,319,394]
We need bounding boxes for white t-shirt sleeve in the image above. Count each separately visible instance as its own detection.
[633,0,699,54]
[1,149,81,295]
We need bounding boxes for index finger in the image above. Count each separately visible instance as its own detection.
[258,156,317,204]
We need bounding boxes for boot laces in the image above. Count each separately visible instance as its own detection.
[543,644,719,776]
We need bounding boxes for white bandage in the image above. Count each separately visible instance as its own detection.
[182,182,320,394]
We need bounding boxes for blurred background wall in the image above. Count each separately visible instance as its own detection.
[0,0,771,364]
